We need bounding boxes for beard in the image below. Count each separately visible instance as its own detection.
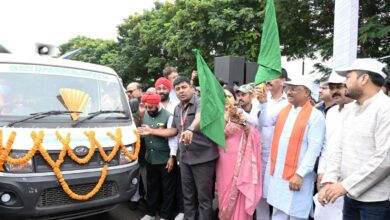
[159,93,169,101]
[345,87,363,100]
[147,109,159,117]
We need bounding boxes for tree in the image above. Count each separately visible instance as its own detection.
[59,0,389,83]
[358,0,390,61]
[58,36,120,70]
[117,0,266,84]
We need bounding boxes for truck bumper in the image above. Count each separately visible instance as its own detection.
[0,163,139,220]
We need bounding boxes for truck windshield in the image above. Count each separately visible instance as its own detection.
[0,63,130,121]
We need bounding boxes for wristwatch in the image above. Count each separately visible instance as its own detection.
[170,155,176,159]
[186,126,195,132]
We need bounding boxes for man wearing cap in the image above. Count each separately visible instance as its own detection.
[138,91,179,220]
[254,69,290,220]
[265,77,325,220]
[236,84,261,130]
[314,73,354,220]
[319,58,390,220]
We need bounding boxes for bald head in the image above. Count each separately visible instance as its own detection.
[126,82,142,99]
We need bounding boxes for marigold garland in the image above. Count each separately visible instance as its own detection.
[0,128,141,200]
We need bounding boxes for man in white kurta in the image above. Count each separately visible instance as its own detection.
[319,59,390,220]
[265,77,325,220]
[253,73,289,220]
[314,73,353,220]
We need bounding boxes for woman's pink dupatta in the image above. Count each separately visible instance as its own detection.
[216,122,262,220]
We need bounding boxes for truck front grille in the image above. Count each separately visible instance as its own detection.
[34,149,119,172]
[37,181,118,207]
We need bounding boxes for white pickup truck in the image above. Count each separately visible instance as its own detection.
[0,54,139,219]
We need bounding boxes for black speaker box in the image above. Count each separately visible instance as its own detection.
[245,62,259,84]
[214,56,245,87]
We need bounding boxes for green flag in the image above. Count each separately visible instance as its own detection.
[254,0,282,84]
[193,49,226,148]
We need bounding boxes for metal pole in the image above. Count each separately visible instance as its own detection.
[378,55,390,61]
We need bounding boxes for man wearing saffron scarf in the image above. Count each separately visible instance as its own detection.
[265,77,325,220]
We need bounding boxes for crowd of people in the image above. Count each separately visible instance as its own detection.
[124,59,390,220]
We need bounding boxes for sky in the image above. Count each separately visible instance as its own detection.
[0,0,158,54]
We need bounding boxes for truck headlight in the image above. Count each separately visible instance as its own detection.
[119,145,134,165]
[4,152,34,173]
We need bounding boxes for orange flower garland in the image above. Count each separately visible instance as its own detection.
[0,128,141,200]
[56,131,96,165]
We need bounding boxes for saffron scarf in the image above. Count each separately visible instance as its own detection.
[270,101,313,180]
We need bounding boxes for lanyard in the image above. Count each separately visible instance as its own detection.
[180,104,190,132]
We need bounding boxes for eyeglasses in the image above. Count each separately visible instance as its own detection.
[126,89,135,94]
[285,86,305,93]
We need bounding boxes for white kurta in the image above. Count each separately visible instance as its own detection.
[317,103,353,174]
[322,91,390,202]
[265,106,325,218]
[315,104,353,220]
[255,94,289,197]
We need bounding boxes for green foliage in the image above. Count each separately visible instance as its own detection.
[358,0,390,61]
[58,0,389,83]
[117,0,264,84]
[58,36,120,70]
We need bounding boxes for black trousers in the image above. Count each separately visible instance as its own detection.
[146,162,177,219]
[180,160,216,220]
[343,196,390,220]
[175,165,184,213]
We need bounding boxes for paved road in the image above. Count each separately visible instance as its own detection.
[78,195,219,220]
[78,202,147,220]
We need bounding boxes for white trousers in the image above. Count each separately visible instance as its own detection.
[272,208,307,220]
[256,197,270,220]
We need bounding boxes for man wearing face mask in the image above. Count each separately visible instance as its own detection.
[138,91,179,220]
[314,73,354,220]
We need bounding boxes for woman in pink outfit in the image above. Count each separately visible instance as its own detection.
[216,89,262,220]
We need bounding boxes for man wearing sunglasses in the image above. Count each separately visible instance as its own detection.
[126,82,143,100]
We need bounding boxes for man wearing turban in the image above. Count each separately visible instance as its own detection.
[139,91,179,220]
[155,77,179,114]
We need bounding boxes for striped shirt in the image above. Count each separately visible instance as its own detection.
[322,91,390,202]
